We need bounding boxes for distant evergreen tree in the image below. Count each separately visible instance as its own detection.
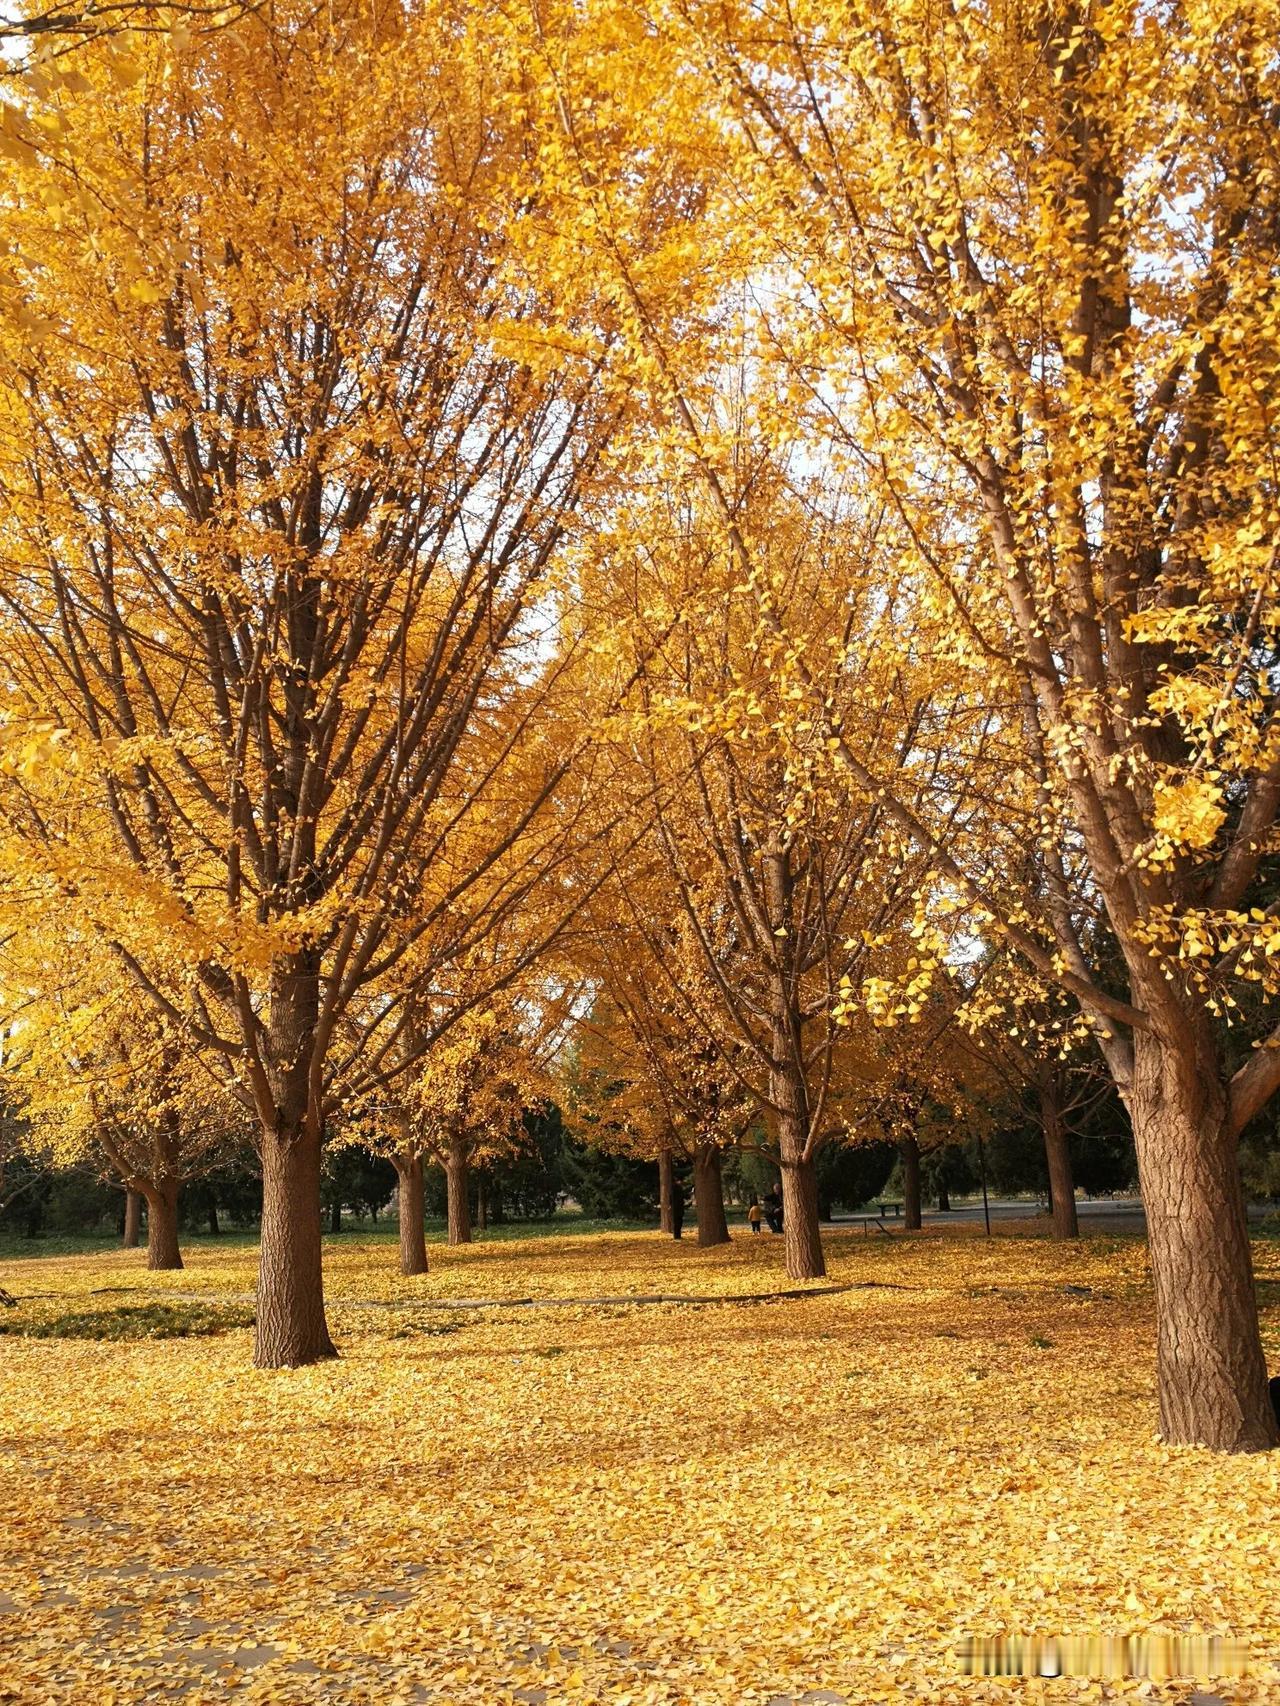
[559,1136,658,1221]
[181,1150,263,1233]
[816,1143,897,1217]
[322,1147,398,1231]
[488,1106,567,1222]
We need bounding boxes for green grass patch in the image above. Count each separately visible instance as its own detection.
[387,1319,466,1340]
[0,1301,255,1340]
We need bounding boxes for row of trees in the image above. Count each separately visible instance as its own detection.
[526,0,1280,1452]
[0,0,1278,1450]
[1,1078,1147,1247]
[0,1109,639,1244]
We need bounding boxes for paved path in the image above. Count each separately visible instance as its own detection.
[827,1196,1274,1232]
[823,1197,1138,1232]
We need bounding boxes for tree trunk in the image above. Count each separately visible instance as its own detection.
[937,1181,951,1213]
[1040,1072,1079,1240]
[252,949,336,1368]
[901,1135,922,1230]
[1129,1032,1275,1451]
[692,1146,730,1247]
[763,848,825,1279]
[256,1128,336,1368]
[208,1203,220,1235]
[142,1181,183,1271]
[780,1146,825,1278]
[658,1148,675,1235]
[330,1200,342,1234]
[395,1153,428,1276]
[446,1137,471,1246]
[476,1174,487,1232]
[122,1188,142,1249]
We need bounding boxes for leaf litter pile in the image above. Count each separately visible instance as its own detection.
[1,1228,1279,1704]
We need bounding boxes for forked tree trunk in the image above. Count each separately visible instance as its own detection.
[143,1180,183,1271]
[692,1146,730,1247]
[1039,1072,1079,1240]
[1129,1032,1275,1451]
[395,1153,428,1276]
[122,1188,142,1249]
[256,1127,336,1368]
[901,1136,922,1230]
[446,1137,471,1246]
[658,1148,675,1235]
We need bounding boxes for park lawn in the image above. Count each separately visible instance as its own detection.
[0,1229,1278,1704]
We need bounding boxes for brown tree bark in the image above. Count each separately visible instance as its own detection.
[143,1180,183,1271]
[658,1148,675,1235]
[692,1145,730,1246]
[253,951,336,1369]
[394,1153,428,1276]
[122,1187,142,1249]
[1039,1070,1079,1240]
[445,1136,471,1246]
[1130,1031,1275,1451]
[900,1135,922,1230]
[764,848,826,1279]
[780,1148,824,1278]
[256,1126,336,1367]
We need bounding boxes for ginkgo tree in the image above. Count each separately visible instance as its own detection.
[0,915,245,1268]
[363,991,556,1276]
[0,0,683,1365]
[665,0,1280,1450]
[12,1006,242,1271]
[0,1,258,45]
[570,914,757,1247]
[514,0,1280,1450]
[572,455,964,1278]
[953,951,1125,1243]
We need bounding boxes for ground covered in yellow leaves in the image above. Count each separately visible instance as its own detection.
[2,1226,1279,1704]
